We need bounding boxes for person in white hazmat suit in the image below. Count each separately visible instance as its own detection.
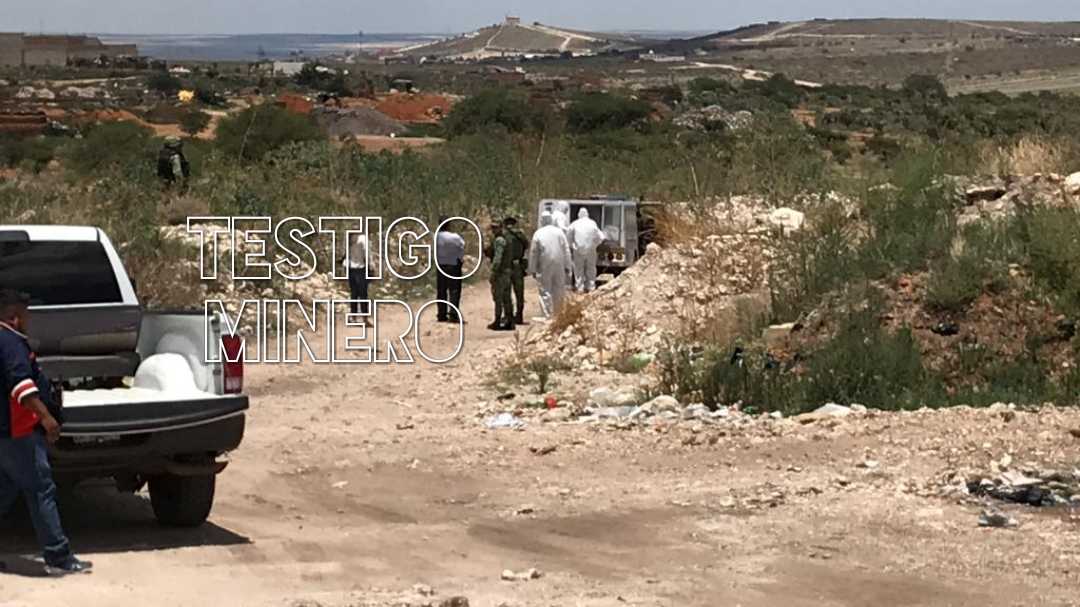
[568,208,606,293]
[529,211,573,318]
[551,207,571,238]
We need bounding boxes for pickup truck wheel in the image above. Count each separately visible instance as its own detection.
[149,474,216,527]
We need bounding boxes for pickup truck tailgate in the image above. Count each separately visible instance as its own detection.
[61,391,249,436]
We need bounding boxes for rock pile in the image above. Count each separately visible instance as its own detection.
[673,105,753,132]
[955,172,1080,226]
[313,106,407,138]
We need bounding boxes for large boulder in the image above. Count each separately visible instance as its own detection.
[1066,172,1080,196]
[760,208,805,234]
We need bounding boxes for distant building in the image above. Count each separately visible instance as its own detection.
[273,61,305,77]
[641,51,685,63]
[506,16,522,26]
[0,33,137,67]
[0,33,22,67]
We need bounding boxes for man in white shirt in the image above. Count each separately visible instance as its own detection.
[348,232,372,324]
[435,217,466,323]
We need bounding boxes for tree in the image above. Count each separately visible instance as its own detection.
[147,71,183,96]
[565,93,652,133]
[214,105,322,162]
[442,88,545,137]
[179,110,212,137]
[902,74,948,101]
[294,63,350,96]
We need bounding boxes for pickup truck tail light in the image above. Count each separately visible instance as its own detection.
[221,335,244,394]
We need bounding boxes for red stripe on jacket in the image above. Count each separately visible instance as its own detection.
[9,378,40,438]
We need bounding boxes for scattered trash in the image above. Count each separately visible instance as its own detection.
[932,322,960,337]
[413,584,435,597]
[589,386,640,408]
[962,467,1080,507]
[331,481,349,490]
[486,413,526,430]
[501,568,543,582]
[979,509,1018,529]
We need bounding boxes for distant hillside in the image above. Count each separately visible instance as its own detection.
[697,18,1080,46]
[395,17,647,60]
[643,18,1080,93]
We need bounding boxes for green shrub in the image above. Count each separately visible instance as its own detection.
[179,110,212,137]
[147,71,183,95]
[769,200,861,322]
[215,105,321,162]
[688,77,736,96]
[566,93,652,133]
[0,136,59,172]
[728,112,827,203]
[902,74,948,101]
[294,63,350,96]
[926,254,984,312]
[1017,207,1080,316]
[801,302,936,410]
[63,121,157,178]
[442,88,545,137]
[698,345,802,413]
[748,74,804,109]
[859,151,957,276]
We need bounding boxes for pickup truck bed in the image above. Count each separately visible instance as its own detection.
[1,225,250,527]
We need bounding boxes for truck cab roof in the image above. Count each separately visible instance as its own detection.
[0,225,104,242]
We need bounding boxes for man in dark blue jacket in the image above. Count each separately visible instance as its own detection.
[0,289,91,576]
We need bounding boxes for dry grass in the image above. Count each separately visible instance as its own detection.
[979,136,1072,177]
[158,195,211,226]
[547,294,588,337]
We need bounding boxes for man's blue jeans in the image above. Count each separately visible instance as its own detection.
[0,431,72,566]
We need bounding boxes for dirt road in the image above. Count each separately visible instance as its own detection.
[3,283,1080,606]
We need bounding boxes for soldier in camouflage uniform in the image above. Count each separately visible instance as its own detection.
[503,217,530,325]
[487,222,514,331]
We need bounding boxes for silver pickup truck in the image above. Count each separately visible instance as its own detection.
[0,225,248,527]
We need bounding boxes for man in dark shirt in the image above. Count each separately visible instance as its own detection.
[0,289,91,576]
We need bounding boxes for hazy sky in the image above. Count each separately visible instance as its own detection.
[7,0,1080,35]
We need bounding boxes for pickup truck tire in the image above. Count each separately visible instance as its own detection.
[149,474,216,527]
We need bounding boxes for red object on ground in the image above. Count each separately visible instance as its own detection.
[545,396,558,410]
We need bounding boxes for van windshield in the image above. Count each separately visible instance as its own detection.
[0,240,122,306]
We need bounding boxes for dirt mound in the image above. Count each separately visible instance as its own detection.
[375,93,453,124]
[277,93,314,115]
[314,106,407,138]
[522,198,783,368]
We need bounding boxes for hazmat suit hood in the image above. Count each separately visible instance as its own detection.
[578,208,590,220]
[539,211,554,228]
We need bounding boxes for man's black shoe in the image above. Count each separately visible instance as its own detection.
[514,315,526,325]
[487,322,502,331]
[45,557,93,577]
[496,322,516,332]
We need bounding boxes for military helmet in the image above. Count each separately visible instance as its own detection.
[164,135,182,149]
